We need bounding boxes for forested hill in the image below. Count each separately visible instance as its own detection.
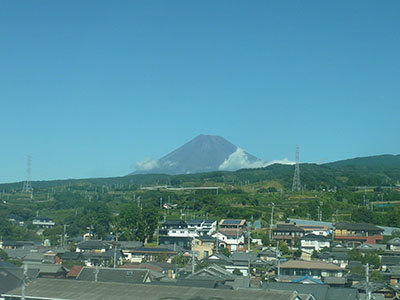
[324,154,400,169]
[1,153,400,191]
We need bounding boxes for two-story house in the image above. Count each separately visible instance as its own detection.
[213,229,245,252]
[187,219,217,236]
[272,223,305,247]
[193,236,216,259]
[300,234,331,254]
[334,223,384,246]
[279,260,344,281]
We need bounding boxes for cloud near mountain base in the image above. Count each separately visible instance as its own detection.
[218,148,294,171]
[136,158,159,171]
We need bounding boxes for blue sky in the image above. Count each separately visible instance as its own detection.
[1,1,399,183]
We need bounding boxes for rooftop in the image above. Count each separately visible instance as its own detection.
[4,278,311,300]
[280,260,344,271]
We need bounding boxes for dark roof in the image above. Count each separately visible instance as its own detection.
[60,251,82,260]
[4,278,309,300]
[162,220,187,227]
[301,234,330,241]
[0,268,21,294]
[130,247,177,254]
[196,235,216,242]
[317,252,348,261]
[335,223,383,232]
[188,218,204,225]
[381,255,400,265]
[117,241,143,249]
[76,240,110,250]
[77,267,150,284]
[1,240,36,247]
[274,224,305,232]
[264,282,359,300]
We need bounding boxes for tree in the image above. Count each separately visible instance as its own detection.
[351,207,374,223]
[0,249,9,261]
[219,247,230,257]
[232,268,242,276]
[78,202,112,239]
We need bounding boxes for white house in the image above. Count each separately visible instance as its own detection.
[300,234,331,254]
[213,229,245,252]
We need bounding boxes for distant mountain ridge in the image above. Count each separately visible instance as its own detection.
[133,134,261,175]
[1,153,399,190]
[324,154,400,169]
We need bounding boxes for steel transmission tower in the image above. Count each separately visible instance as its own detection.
[22,155,33,193]
[292,145,301,192]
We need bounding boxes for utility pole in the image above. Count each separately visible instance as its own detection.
[366,263,371,300]
[269,203,275,242]
[191,236,196,274]
[21,263,27,300]
[113,243,117,268]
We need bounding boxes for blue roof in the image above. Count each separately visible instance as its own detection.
[292,274,324,284]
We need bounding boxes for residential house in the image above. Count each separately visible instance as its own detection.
[258,248,278,262]
[387,237,400,251]
[219,219,247,231]
[334,223,384,246]
[75,240,110,253]
[158,220,196,250]
[8,214,24,226]
[381,256,400,271]
[187,219,217,236]
[316,252,349,268]
[300,234,331,254]
[273,223,305,247]
[122,247,177,263]
[32,216,55,228]
[278,260,344,281]
[193,235,216,260]
[203,253,233,267]
[0,240,37,250]
[213,229,245,252]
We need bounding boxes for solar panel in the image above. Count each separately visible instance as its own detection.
[223,219,242,225]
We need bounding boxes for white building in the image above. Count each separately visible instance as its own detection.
[213,229,245,252]
[300,234,331,254]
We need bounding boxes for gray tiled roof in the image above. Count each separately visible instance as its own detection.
[4,278,310,300]
[77,267,150,284]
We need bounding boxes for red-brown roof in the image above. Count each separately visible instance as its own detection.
[66,265,83,278]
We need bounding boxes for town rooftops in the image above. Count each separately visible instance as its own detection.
[76,240,110,250]
[280,260,344,271]
[4,278,312,300]
[218,229,244,238]
[335,223,383,232]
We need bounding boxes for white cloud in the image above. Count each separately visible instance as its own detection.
[136,158,159,171]
[265,158,295,166]
[218,148,294,171]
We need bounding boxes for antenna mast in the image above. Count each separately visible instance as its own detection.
[292,145,301,192]
[22,155,33,195]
